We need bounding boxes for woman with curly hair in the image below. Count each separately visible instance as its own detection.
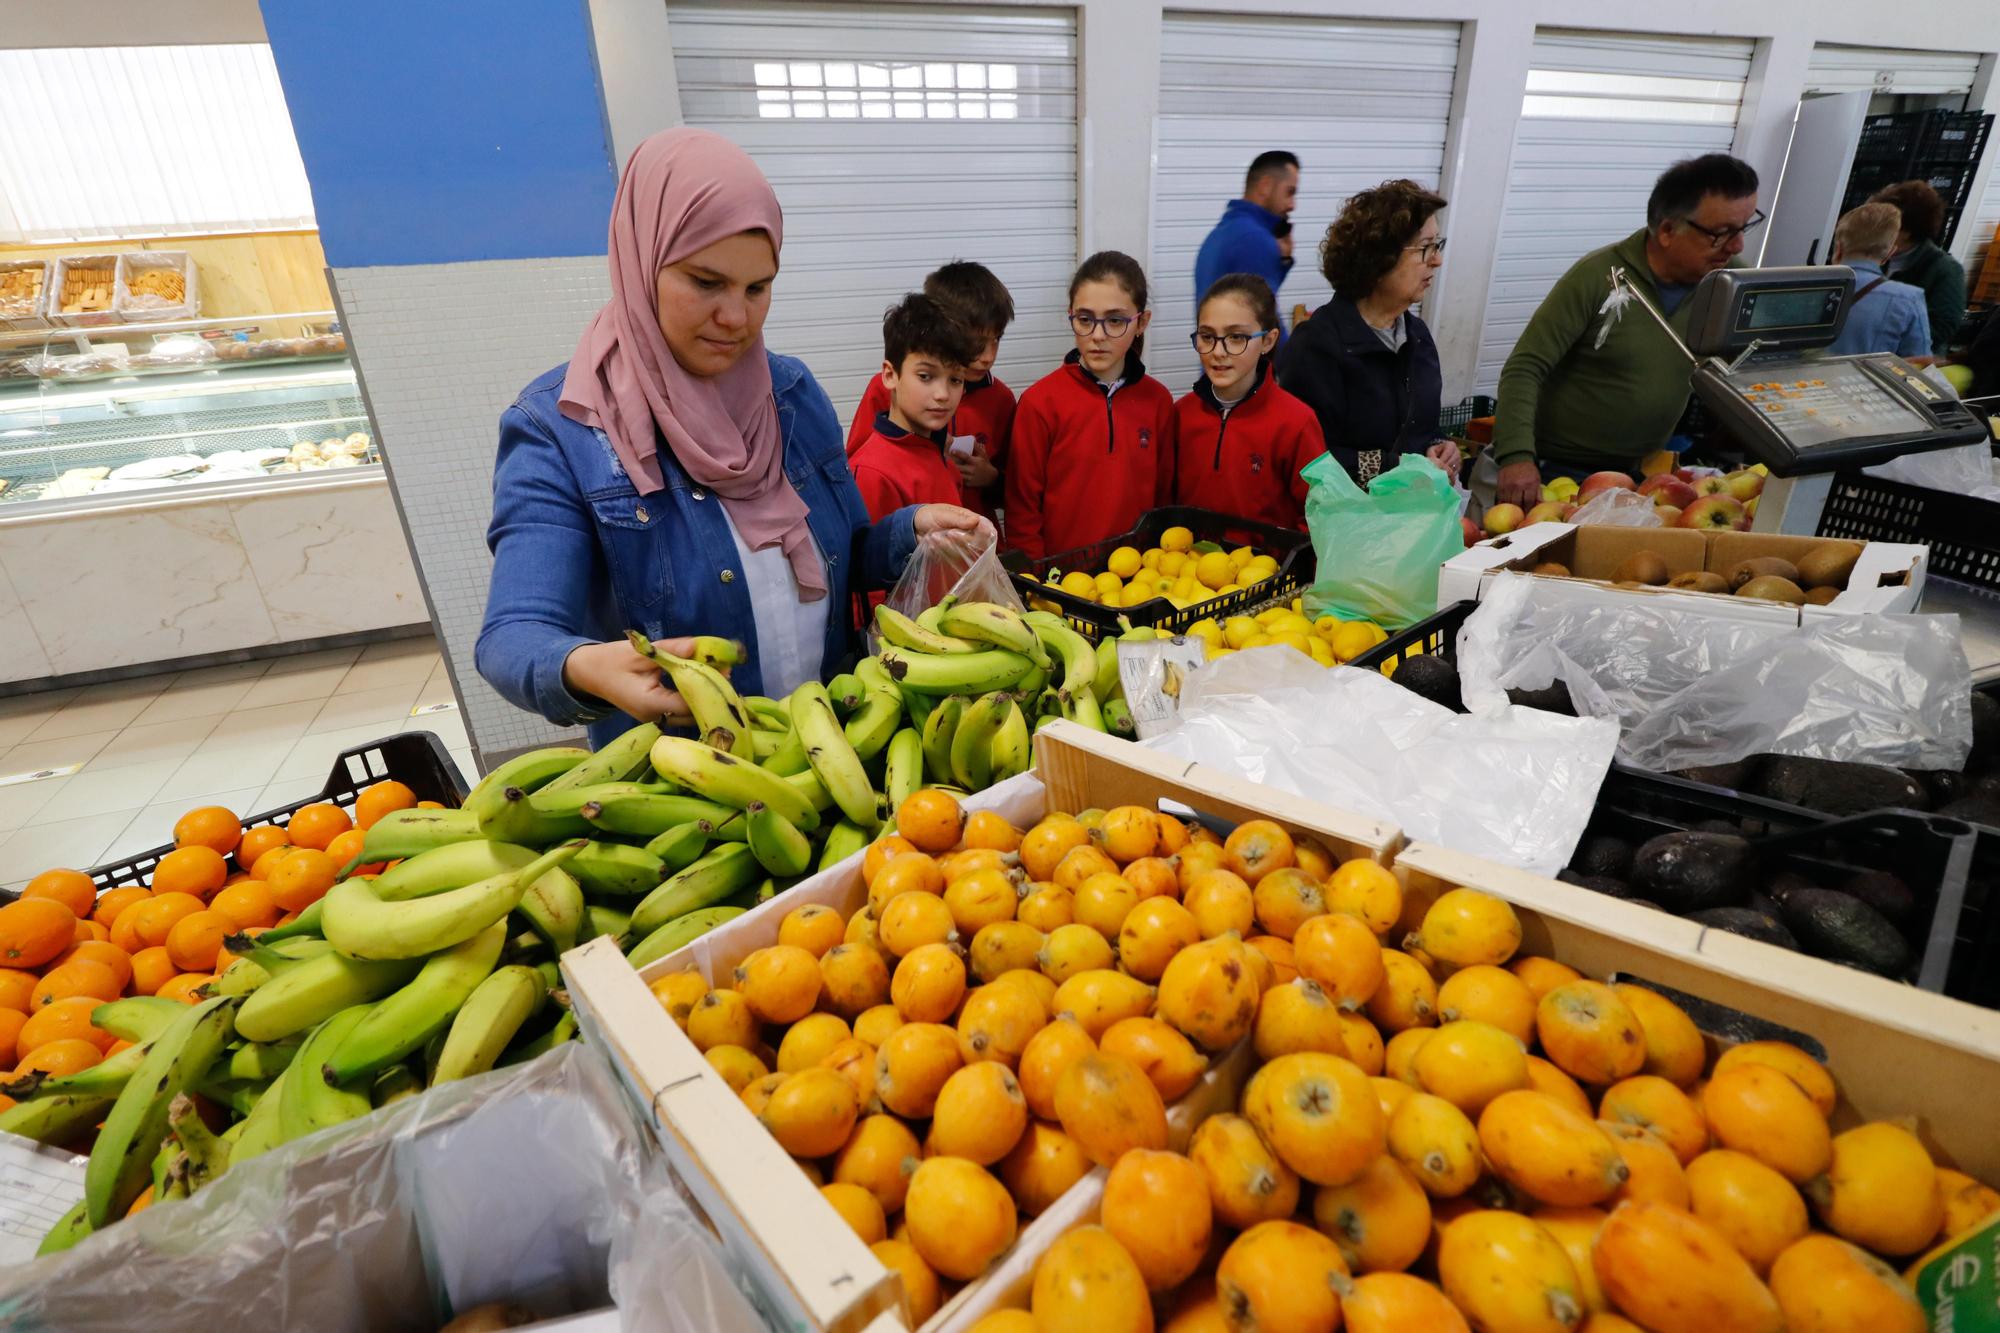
[1277,179,1459,484]
[1871,179,1967,355]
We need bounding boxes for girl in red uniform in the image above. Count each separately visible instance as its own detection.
[1003,252,1176,560]
[1169,273,1327,529]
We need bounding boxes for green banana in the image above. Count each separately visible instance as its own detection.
[903,687,939,735]
[1063,684,1107,732]
[321,840,583,961]
[343,807,480,869]
[842,688,903,765]
[527,780,657,817]
[938,601,1051,668]
[432,965,547,1084]
[586,903,632,942]
[875,603,979,654]
[1031,615,1099,697]
[825,673,865,713]
[629,842,762,936]
[642,821,712,872]
[471,784,591,845]
[234,949,423,1044]
[322,919,506,1084]
[274,1006,374,1147]
[989,697,1031,783]
[686,635,747,669]
[225,1039,301,1082]
[1103,697,1135,736]
[745,801,813,876]
[568,841,670,897]
[0,1091,115,1146]
[784,767,836,814]
[916,596,956,634]
[792,680,878,827]
[92,995,192,1044]
[1093,637,1122,699]
[744,696,793,732]
[760,721,811,776]
[503,1009,578,1066]
[818,819,872,872]
[464,746,590,808]
[877,646,1034,695]
[538,721,662,793]
[649,735,821,830]
[37,1200,92,1256]
[516,866,586,954]
[951,692,1010,790]
[922,695,968,783]
[750,729,787,761]
[84,995,240,1227]
[228,1078,287,1163]
[0,1038,148,1100]
[626,630,756,758]
[627,905,746,968]
[883,727,924,814]
[854,655,903,701]
[168,1092,230,1190]
[372,1063,424,1107]
[195,1077,268,1118]
[368,839,539,901]
[581,790,743,838]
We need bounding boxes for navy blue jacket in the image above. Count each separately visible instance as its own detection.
[1195,199,1293,315]
[1277,294,1444,481]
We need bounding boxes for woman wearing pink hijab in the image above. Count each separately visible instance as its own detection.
[477,130,989,744]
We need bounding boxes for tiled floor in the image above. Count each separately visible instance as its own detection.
[0,637,473,888]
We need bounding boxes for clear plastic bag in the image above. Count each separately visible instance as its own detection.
[1301,453,1463,629]
[1864,442,2000,501]
[1146,645,1619,875]
[0,1044,763,1333]
[883,528,1024,622]
[1569,488,1664,527]
[1457,573,1973,772]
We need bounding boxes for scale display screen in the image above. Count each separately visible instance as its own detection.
[1739,285,1844,334]
[1683,266,1854,356]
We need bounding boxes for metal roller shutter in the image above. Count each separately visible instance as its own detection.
[1805,45,1983,96]
[1151,12,1462,395]
[667,1,1078,418]
[1475,30,1753,394]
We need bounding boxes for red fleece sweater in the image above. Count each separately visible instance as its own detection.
[846,374,1016,525]
[849,415,964,522]
[1168,371,1326,530]
[1003,351,1176,560]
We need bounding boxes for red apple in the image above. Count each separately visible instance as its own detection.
[1654,505,1683,527]
[1692,475,1729,497]
[1638,476,1698,509]
[1578,471,1638,499]
[1523,501,1573,525]
[1673,467,1697,484]
[1722,470,1765,502]
[1744,495,1760,521]
[1482,503,1525,535]
[1677,495,1747,529]
[1461,516,1482,547]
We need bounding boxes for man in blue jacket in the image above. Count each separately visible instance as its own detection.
[1195,151,1298,323]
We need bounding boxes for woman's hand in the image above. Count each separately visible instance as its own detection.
[1424,440,1462,476]
[914,503,996,548]
[954,444,999,490]
[562,636,708,725]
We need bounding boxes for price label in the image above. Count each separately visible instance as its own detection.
[0,1134,87,1268]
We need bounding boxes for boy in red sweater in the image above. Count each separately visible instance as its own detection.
[1170,273,1327,528]
[850,292,984,522]
[1005,252,1177,560]
[847,262,1017,524]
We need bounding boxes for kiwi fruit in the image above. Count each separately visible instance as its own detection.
[1726,556,1801,591]
[1735,575,1807,604]
[1531,561,1571,577]
[1667,571,1729,594]
[1803,585,1840,606]
[1612,551,1670,586]
[1795,541,1862,590]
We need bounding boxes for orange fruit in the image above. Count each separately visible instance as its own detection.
[151,845,228,901]
[108,909,146,955]
[895,789,965,854]
[165,910,233,973]
[210,879,278,931]
[355,780,417,830]
[172,805,243,857]
[0,1008,24,1066]
[72,918,108,944]
[19,995,111,1053]
[30,958,121,1009]
[15,1037,103,1078]
[236,825,291,874]
[324,828,371,872]
[21,868,96,919]
[417,800,445,809]
[54,940,133,992]
[129,947,177,997]
[251,844,296,881]
[0,968,35,1014]
[285,803,353,852]
[0,898,77,969]
[92,886,151,930]
[214,926,265,972]
[132,891,207,949]
[156,973,213,1004]
[269,850,338,914]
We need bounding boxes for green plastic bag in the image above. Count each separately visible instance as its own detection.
[1301,453,1462,630]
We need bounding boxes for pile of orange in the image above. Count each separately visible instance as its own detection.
[0,779,426,1106]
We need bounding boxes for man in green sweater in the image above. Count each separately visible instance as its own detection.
[1493,154,1762,507]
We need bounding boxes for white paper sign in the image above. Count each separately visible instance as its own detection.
[0,1134,87,1267]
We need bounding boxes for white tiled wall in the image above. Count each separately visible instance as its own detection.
[333,257,610,763]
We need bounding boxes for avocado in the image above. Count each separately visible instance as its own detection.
[1765,871,1817,905]
[1692,819,1741,836]
[1935,795,2000,829]
[1630,831,1754,913]
[1674,759,1759,790]
[1571,833,1635,880]
[1913,769,1969,807]
[1970,691,2000,770]
[1751,755,1928,816]
[1776,888,1910,976]
[1390,654,1463,712]
[1972,772,2000,803]
[1557,869,1640,900]
[1836,870,1918,932]
[1689,906,1799,949]
[1506,683,1574,715]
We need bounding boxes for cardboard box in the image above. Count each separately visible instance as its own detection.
[562,723,1400,1333]
[1439,522,1927,625]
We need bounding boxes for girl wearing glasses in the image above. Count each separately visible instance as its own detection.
[1004,252,1178,559]
[1168,273,1326,529]
[1278,179,1460,485]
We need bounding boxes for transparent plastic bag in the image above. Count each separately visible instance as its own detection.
[1456,573,1973,772]
[1301,453,1463,629]
[1864,442,2000,501]
[0,1043,762,1333]
[1569,488,1664,527]
[882,528,1024,625]
[1146,645,1619,875]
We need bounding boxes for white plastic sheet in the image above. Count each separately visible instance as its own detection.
[1146,646,1619,876]
[1864,442,2000,502]
[1457,573,1973,773]
[1569,488,1665,527]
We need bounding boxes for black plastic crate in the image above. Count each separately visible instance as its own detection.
[1818,470,2000,592]
[1439,394,1496,438]
[85,731,469,891]
[1854,112,1925,165]
[1917,110,1992,166]
[1348,597,1475,679]
[1002,506,1315,644]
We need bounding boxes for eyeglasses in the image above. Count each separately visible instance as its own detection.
[1069,312,1135,338]
[1677,210,1766,250]
[1190,330,1274,355]
[1404,238,1447,262]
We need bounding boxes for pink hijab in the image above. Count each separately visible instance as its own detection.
[560,129,825,601]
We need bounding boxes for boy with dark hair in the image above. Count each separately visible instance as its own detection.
[849,293,984,522]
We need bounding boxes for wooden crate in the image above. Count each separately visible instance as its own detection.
[561,722,1401,1333]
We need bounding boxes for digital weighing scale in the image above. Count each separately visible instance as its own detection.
[1671,266,1990,534]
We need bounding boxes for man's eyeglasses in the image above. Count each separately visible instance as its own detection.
[1678,210,1766,250]
[1404,238,1447,262]
[1190,330,1274,355]
[1070,313,1135,338]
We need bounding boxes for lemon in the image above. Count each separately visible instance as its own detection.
[1107,546,1143,579]
[1270,631,1313,654]
[1094,571,1124,599]
[1099,587,1123,608]
[1194,550,1235,590]
[1218,584,1243,596]
[1161,525,1195,553]
[1224,616,1259,649]
[1209,646,1235,659]
[1228,545,1255,570]
[1241,632,1273,649]
[1308,638,1335,666]
[1059,571,1098,600]
[1255,607,1289,627]
[1158,550,1188,579]
[1243,557,1280,583]
[1268,612,1314,637]
[1313,614,1343,639]
[1188,617,1221,638]
[1331,620,1381,663]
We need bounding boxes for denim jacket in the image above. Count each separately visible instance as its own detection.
[476,352,918,747]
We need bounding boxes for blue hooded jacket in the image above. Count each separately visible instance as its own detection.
[1195,198,1293,317]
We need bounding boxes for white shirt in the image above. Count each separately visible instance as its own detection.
[721,507,829,700]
